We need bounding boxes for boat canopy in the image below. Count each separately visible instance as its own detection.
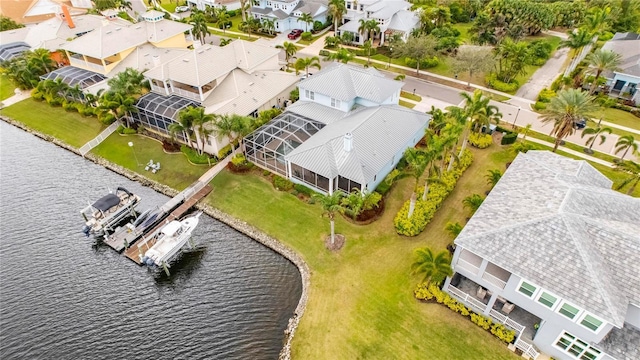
[160,221,182,236]
[92,194,120,212]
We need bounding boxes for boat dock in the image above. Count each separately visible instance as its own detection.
[122,182,212,265]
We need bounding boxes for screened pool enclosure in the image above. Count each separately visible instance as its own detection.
[40,66,106,89]
[131,93,199,142]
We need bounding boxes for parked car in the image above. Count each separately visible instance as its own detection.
[287,29,303,39]
[175,6,189,13]
[574,118,587,129]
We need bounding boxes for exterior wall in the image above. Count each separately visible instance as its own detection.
[626,304,640,329]
[606,72,640,105]
[151,33,192,49]
[298,88,351,112]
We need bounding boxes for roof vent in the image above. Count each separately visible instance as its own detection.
[183,59,189,62]
[248,82,254,86]
[106,31,112,34]
[344,133,353,152]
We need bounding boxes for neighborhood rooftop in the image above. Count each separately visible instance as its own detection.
[602,32,640,77]
[454,151,640,327]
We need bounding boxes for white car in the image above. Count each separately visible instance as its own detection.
[175,6,189,13]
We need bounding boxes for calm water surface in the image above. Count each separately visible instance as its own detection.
[0,122,302,359]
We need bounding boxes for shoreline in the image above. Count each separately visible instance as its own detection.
[0,116,309,360]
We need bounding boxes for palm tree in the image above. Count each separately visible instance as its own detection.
[189,107,216,155]
[581,126,612,153]
[540,89,600,152]
[361,40,374,66]
[463,194,484,214]
[190,11,210,45]
[485,169,502,189]
[324,35,341,48]
[328,0,346,33]
[299,12,314,32]
[455,89,501,156]
[324,48,354,64]
[411,247,453,285]
[519,123,532,142]
[403,148,429,218]
[276,41,297,68]
[293,56,321,77]
[614,160,640,195]
[341,190,364,220]
[261,18,275,35]
[100,91,137,127]
[29,48,56,74]
[615,135,638,161]
[219,38,233,46]
[584,7,611,38]
[585,49,622,94]
[170,107,196,148]
[312,191,345,245]
[560,28,592,71]
[444,222,463,239]
[217,11,230,34]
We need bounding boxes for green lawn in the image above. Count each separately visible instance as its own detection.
[400,91,422,102]
[399,99,416,108]
[206,145,521,360]
[158,0,178,13]
[0,74,16,101]
[0,98,105,147]
[523,129,620,164]
[602,108,640,130]
[91,134,208,191]
[452,22,473,44]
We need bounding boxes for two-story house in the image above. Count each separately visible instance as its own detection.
[250,0,328,33]
[244,63,430,194]
[338,0,419,45]
[600,32,640,106]
[132,40,298,155]
[187,0,242,11]
[443,151,640,360]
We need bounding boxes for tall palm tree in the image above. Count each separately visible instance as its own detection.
[411,247,453,285]
[560,28,592,70]
[328,0,346,33]
[455,89,501,155]
[275,41,297,68]
[614,160,640,195]
[29,48,56,74]
[217,11,231,34]
[614,135,638,161]
[324,48,354,64]
[293,56,321,77]
[581,126,612,153]
[190,11,211,45]
[189,107,216,155]
[361,40,374,66]
[312,191,345,245]
[169,107,196,148]
[463,194,484,214]
[261,18,275,35]
[485,169,502,189]
[404,148,429,218]
[540,89,600,152]
[585,49,622,94]
[100,91,137,127]
[299,12,314,32]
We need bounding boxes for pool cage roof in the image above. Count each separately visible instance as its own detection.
[40,66,107,89]
[0,42,30,62]
[135,92,200,119]
[245,112,326,159]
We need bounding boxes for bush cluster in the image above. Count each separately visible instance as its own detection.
[217,144,232,159]
[404,56,439,70]
[293,183,314,196]
[394,149,473,236]
[485,73,519,93]
[116,125,136,134]
[468,133,493,149]
[501,133,518,145]
[301,31,312,41]
[537,88,556,103]
[272,175,294,191]
[181,145,217,165]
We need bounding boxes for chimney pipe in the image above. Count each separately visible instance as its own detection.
[343,133,353,152]
[61,5,75,29]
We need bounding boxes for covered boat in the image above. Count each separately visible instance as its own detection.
[81,187,140,237]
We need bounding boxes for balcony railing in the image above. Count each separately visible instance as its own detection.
[172,87,201,102]
[457,258,480,275]
[69,58,104,72]
[150,83,168,95]
[489,309,525,334]
[482,272,507,289]
[515,338,540,359]
[447,284,487,313]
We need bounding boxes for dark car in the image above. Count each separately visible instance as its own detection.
[287,29,303,39]
[574,118,587,129]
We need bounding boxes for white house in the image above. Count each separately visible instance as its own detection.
[187,0,242,11]
[250,0,328,33]
[601,32,640,106]
[444,151,640,360]
[244,63,430,194]
[338,0,420,45]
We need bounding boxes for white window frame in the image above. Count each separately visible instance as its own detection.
[536,290,559,310]
[554,331,602,360]
[330,98,341,108]
[578,313,604,333]
[304,90,314,100]
[516,279,538,298]
[557,300,582,321]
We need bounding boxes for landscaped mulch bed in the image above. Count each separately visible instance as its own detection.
[324,234,345,251]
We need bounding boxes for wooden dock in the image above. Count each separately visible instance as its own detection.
[122,184,212,265]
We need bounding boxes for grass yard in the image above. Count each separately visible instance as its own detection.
[602,108,640,130]
[158,0,178,13]
[1,74,16,101]
[524,130,620,164]
[452,22,473,44]
[400,90,422,102]
[91,134,208,191]
[206,145,521,360]
[399,99,416,108]
[0,98,105,147]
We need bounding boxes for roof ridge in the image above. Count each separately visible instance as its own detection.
[457,213,559,244]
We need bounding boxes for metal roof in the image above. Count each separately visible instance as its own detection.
[0,42,31,61]
[387,10,419,33]
[134,92,199,119]
[40,66,107,89]
[455,151,640,327]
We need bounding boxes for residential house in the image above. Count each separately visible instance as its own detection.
[0,0,89,25]
[132,40,298,155]
[187,0,242,11]
[443,151,640,360]
[244,63,430,194]
[601,32,640,106]
[250,0,328,33]
[338,0,419,45]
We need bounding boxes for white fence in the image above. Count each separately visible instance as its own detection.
[515,338,540,359]
[79,121,120,156]
[447,284,487,313]
[489,309,525,334]
[160,181,206,213]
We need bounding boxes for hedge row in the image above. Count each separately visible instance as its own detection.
[394,149,473,236]
[414,282,516,344]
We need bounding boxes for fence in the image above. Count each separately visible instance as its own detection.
[79,121,120,156]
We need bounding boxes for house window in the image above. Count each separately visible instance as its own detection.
[305,90,315,100]
[580,314,603,332]
[558,302,581,320]
[331,98,341,108]
[517,281,537,298]
[537,291,558,309]
[555,332,602,360]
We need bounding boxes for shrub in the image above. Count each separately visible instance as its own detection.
[272,175,294,191]
[485,73,519,93]
[117,124,125,134]
[491,323,516,344]
[123,127,136,135]
[181,145,217,165]
[218,21,232,29]
[468,133,493,149]
[231,153,247,166]
[394,149,473,236]
[31,89,45,101]
[313,20,323,32]
[405,56,439,69]
[217,144,232,159]
[78,105,95,117]
[533,101,547,111]
[495,125,515,135]
[470,313,492,330]
[226,10,236,17]
[301,31,312,41]
[98,112,116,125]
[294,183,314,196]
[318,49,330,57]
[501,133,518,145]
[290,88,299,101]
[537,88,556,103]
[262,169,271,177]
[375,180,392,196]
[62,100,78,112]
[46,96,64,107]
[414,283,434,300]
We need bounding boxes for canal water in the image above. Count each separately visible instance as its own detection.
[0,122,302,359]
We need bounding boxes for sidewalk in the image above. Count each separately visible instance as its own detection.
[0,90,30,109]
[523,136,613,167]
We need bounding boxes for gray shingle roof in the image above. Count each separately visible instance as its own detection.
[598,323,640,360]
[285,104,429,183]
[602,33,640,78]
[455,151,640,327]
[387,10,419,33]
[298,63,403,103]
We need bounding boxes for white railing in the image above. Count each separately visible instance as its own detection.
[489,309,526,334]
[457,258,480,275]
[515,338,540,359]
[482,272,507,289]
[171,87,201,102]
[447,284,487,313]
[79,121,120,156]
[160,181,206,213]
[150,83,168,95]
[69,58,104,72]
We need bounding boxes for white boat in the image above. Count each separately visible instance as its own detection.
[141,212,202,271]
[81,187,140,237]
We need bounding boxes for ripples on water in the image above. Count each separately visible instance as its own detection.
[0,122,302,359]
